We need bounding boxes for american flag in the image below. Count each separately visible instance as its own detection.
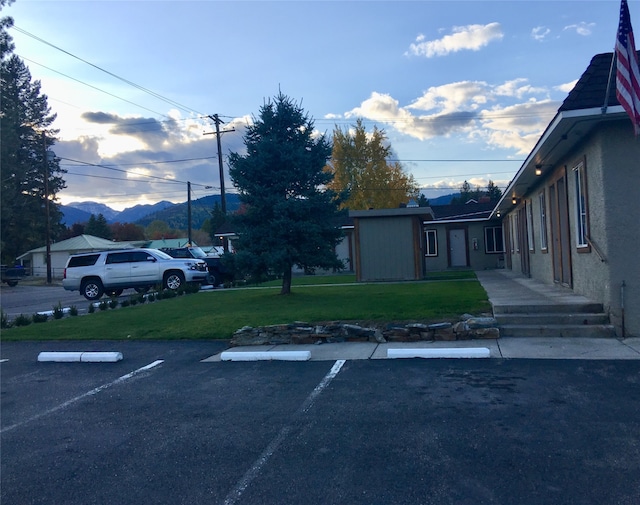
[616,0,640,135]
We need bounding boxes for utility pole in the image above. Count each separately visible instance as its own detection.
[205,114,235,252]
[42,132,52,284]
[187,181,192,246]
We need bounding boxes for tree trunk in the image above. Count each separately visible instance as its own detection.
[281,267,292,295]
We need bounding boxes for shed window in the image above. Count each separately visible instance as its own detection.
[485,226,504,253]
[425,229,438,256]
[574,161,589,248]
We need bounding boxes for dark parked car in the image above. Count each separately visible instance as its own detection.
[159,247,231,286]
[1,265,27,287]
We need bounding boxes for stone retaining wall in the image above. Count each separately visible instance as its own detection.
[230,315,499,346]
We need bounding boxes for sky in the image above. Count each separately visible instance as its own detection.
[4,0,635,211]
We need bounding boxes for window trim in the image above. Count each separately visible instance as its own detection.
[425,229,438,257]
[538,190,548,252]
[573,159,591,251]
[484,225,505,254]
[526,200,535,252]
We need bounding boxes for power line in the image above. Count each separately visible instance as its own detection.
[12,25,205,117]
[17,54,171,118]
[59,157,212,188]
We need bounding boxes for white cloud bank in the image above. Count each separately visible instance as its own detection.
[406,23,504,58]
[344,78,560,155]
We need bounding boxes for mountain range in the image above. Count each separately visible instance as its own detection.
[60,192,456,230]
[61,194,242,230]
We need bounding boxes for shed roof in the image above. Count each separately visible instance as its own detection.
[349,207,435,220]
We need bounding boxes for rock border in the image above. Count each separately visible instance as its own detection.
[230,315,499,346]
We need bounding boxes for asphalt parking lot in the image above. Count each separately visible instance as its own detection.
[2,340,640,505]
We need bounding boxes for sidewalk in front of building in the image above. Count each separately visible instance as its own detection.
[211,269,640,362]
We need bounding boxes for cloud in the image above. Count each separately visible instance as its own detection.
[556,80,578,93]
[531,26,551,41]
[406,23,503,58]
[55,112,249,210]
[343,80,559,154]
[564,22,595,36]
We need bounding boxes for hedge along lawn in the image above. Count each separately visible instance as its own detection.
[2,279,491,341]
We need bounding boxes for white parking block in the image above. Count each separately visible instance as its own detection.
[387,347,490,359]
[37,352,123,363]
[220,350,311,362]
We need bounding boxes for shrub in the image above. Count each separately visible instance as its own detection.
[137,293,146,304]
[120,300,130,308]
[52,303,64,320]
[69,305,78,316]
[88,303,95,314]
[98,300,108,311]
[1,311,12,329]
[33,313,48,323]
[108,298,118,309]
[162,289,176,299]
[128,295,138,306]
[147,293,155,302]
[14,314,32,326]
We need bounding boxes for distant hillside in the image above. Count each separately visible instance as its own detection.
[60,206,93,226]
[60,194,241,229]
[66,201,119,221]
[115,201,175,223]
[135,194,242,229]
[426,193,455,205]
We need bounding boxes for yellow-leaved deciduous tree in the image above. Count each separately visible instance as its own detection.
[325,119,419,210]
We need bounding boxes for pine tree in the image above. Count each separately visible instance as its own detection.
[1,4,66,264]
[84,214,112,240]
[228,92,344,295]
[487,180,503,202]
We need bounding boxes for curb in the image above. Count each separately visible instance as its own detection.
[220,350,311,362]
[37,352,123,363]
[387,348,491,359]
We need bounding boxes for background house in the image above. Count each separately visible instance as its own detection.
[493,52,640,337]
[16,234,132,279]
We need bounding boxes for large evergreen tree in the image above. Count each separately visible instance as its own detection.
[84,214,112,240]
[325,119,419,210]
[1,2,66,264]
[228,92,344,295]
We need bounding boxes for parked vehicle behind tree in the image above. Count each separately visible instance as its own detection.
[159,246,231,286]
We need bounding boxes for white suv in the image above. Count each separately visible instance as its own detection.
[62,248,208,300]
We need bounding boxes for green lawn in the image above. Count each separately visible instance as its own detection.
[2,278,491,341]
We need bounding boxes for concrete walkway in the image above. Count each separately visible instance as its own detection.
[211,270,640,362]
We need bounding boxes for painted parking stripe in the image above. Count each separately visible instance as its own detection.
[222,359,346,505]
[0,360,164,434]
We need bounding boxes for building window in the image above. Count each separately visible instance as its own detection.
[539,190,548,250]
[485,226,504,253]
[526,201,535,252]
[574,161,589,248]
[425,229,438,256]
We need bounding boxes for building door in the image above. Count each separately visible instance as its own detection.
[517,204,530,277]
[448,228,468,267]
[549,171,572,287]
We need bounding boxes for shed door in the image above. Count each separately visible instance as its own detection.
[448,228,468,267]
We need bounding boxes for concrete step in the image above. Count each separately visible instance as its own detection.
[493,302,604,315]
[499,324,616,339]
[496,313,611,326]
